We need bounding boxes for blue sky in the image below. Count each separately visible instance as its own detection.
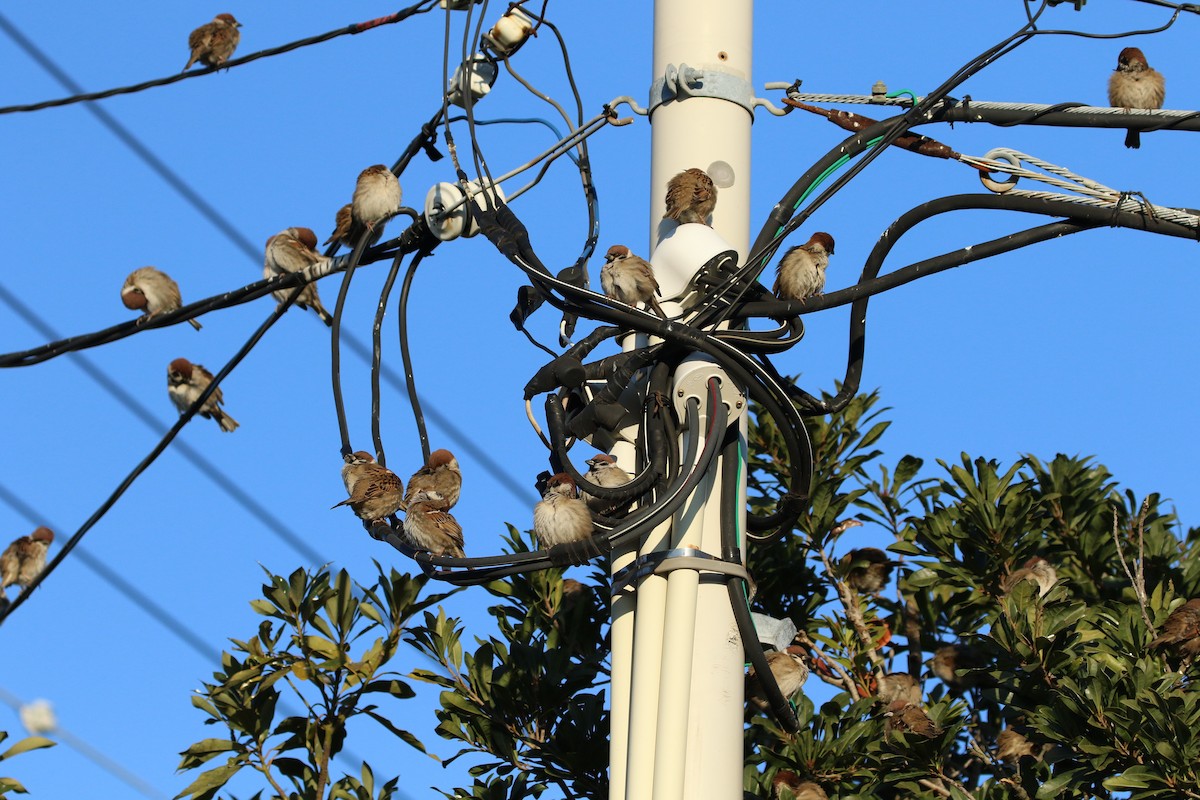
[0,1,1197,797]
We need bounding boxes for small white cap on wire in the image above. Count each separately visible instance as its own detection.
[447,54,497,108]
[424,179,507,241]
[20,699,57,735]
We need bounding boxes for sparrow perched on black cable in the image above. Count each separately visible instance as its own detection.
[167,358,238,432]
[581,453,634,516]
[405,449,462,510]
[352,165,402,235]
[1108,47,1165,149]
[533,473,593,548]
[600,246,666,317]
[183,13,241,72]
[774,233,835,301]
[0,527,54,593]
[333,452,405,525]
[121,267,201,330]
[403,490,465,558]
[264,227,334,325]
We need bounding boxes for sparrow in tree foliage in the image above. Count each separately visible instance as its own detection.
[1001,556,1058,597]
[772,770,828,800]
[840,545,891,593]
[746,647,809,712]
[1148,598,1200,656]
[883,700,941,739]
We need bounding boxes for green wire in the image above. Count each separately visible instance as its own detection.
[771,135,886,241]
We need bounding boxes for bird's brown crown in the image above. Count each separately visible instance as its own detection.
[31,527,54,543]
[604,245,630,261]
[168,358,194,379]
[809,232,835,254]
[293,227,319,249]
[215,13,240,25]
[359,164,391,179]
[1118,47,1148,67]
[427,449,457,469]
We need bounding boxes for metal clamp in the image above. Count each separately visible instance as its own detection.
[611,546,752,595]
[649,63,756,115]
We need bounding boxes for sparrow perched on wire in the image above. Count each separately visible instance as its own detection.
[746,647,809,712]
[533,473,593,548]
[774,233,835,302]
[1000,556,1058,597]
[263,227,334,326]
[1108,47,1165,149]
[581,453,634,516]
[874,672,922,706]
[772,772,828,800]
[183,13,242,72]
[0,527,54,593]
[405,449,462,510]
[167,358,238,432]
[663,167,717,225]
[121,267,201,330]
[352,165,402,235]
[333,452,406,526]
[839,546,892,593]
[601,246,666,317]
[341,450,378,496]
[1148,598,1200,656]
[883,700,941,739]
[403,490,466,558]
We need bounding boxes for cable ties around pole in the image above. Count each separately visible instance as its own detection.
[610,547,752,595]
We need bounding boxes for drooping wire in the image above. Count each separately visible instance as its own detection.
[0,3,439,115]
[0,290,301,626]
[330,230,378,457]
[397,248,437,465]
[371,251,409,468]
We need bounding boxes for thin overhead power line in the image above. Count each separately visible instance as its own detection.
[0,281,328,567]
[0,3,439,115]
[0,686,169,800]
[0,13,534,506]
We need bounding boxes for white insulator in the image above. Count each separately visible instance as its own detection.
[487,8,534,55]
[424,179,507,241]
[446,54,496,108]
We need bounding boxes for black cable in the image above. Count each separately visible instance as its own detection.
[397,247,436,465]
[371,251,409,467]
[0,292,299,626]
[720,431,801,733]
[4,17,533,507]
[742,193,1197,415]
[330,232,377,457]
[0,281,328,564]
[0,3,438,115]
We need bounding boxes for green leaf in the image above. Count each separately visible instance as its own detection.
[0,737,54,761]
[173,758,243,800]
[363,710,437,760]
[1103,766,1159,790]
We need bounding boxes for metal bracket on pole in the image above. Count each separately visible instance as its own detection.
[650,66,797,118]
[611,546,753,596]
[650,63,755,116]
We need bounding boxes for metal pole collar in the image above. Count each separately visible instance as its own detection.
[649,63,756,117]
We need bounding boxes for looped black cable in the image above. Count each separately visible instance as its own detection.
[544,394,661,502]
[330,226,377,458]
[397,246,437,465]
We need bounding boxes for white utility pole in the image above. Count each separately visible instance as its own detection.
[609,3,754,800]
